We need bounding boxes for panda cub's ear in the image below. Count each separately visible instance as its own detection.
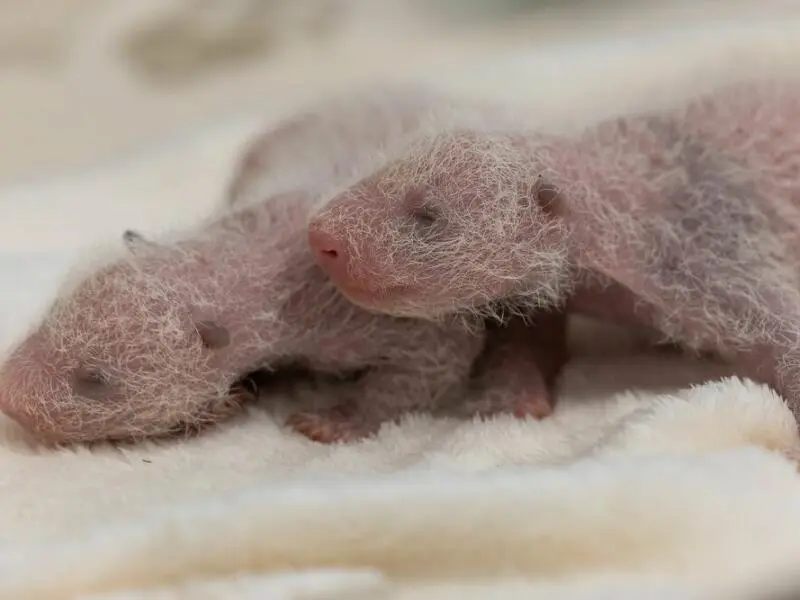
[194,320,231,350]
[186,305,231,351]
[122,229,158,254]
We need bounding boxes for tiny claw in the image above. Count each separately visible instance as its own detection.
[464,390,555,422]
[512,396,554,420]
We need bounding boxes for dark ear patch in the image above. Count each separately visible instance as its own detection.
[523,177,562,218]
[122,229,144,244]
[195,320,231,349]
[534,178,561,209]
[122,229,157,254]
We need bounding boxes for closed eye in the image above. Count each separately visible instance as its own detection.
[411,205,439,228]
[72,366,119,400]
[73,367,108,387]
[404,186,444,235]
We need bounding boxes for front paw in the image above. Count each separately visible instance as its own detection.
[286,404,378,444]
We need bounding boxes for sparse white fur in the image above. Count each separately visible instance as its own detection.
[225,84,530,218]
[0,189,487,444]
[309,77,800,418]
[0,84,576,445]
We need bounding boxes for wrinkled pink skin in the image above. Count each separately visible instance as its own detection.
[0,90,566,446]
[308,79,800,421]
[224,96,568,440]
[0,192,486,445]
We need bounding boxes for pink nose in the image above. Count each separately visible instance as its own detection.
[308,227,350,279]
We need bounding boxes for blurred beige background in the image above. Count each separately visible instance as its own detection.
[0,0,794,183]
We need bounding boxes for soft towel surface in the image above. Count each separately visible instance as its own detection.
[4,18,800,600]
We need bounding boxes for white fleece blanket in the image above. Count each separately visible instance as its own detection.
[4,18,800,600]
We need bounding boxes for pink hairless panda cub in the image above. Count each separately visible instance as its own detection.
[224,86,570,428]
[0,86,566,446]
[0,191,487,446]
[308,78,800,423]
[0,193,563,445]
